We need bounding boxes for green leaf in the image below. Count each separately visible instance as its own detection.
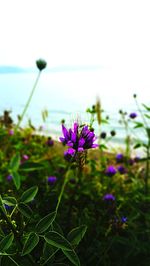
[0,233,14,251]
[22,232,39,256]
[145,114,150,119]
[9,152,21,172]
[134,122,144,129]
[20,162,45,172]
[43,242,56,262]
[2,197,17,206]
[36,211,56,233]
[44,231,72,251]
[17,203,33,218]
[20,186,38,203]
[0,195,7,214]
[133,143,142,149]
[99,144,108,150]
[11,171,21,190]
[51,221,64,236]
[62,249,80,266]
[142,103,150,111]
[67,225,87,246]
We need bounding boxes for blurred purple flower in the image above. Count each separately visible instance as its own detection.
[9,129,14,135]
[121,216,127,223]
[129,112,137,119]
[105,165,117,177]
[103,194,115,201]
[6,175,13,181]
[46,137,54,147]
[60,122,98,156]
[4,204,13,211]
[116,153,124,163]
[117,166,126,175]
[22,154,29,160]
[47,176,57,185]
[128,158,134,165]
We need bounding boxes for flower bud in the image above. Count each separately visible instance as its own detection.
[36,59,47,71]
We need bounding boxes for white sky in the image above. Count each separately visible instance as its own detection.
[0,0,150,101]
[0,0,150,69]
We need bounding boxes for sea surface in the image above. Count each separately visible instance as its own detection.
[0,70,149,152]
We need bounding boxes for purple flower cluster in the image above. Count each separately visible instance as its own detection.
[60,122,98,158]
[6,175,13,181]
[47,176,57,185]
[105,166,117,177]
[8,129,14,136]
[46,137,54,147]
[22,154,29,160]
[105,165,127,176]
[116,153,124,163]
[103,194,115,201]
[121,216,127,223]
[129,112,137,119]
[117,165,126,174]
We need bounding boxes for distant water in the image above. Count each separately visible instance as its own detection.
[0,70,149,150]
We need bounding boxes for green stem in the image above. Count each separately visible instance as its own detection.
[41,248,59,265]
[55,169,70,215]
[134,97,149,128]
[8,256,20,266]
[15,71,41,131]
[145,140,150,195]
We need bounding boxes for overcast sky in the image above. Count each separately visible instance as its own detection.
[0,0,150,102]
[0,0,150,69]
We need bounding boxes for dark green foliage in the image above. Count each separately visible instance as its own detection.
[0,95,150,265]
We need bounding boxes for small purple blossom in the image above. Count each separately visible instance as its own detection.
[129,112,137,119]
[8,129,14,135]
[47,176,57,185]
[121,216,127,223]
[117,166,126,175]
[46,137,54,147]
[59,122,98,156]
[64,148,76,162]
[105,166,117,177]
[116,153,124,163]
[6,175,13,181]
[128,158,134,165]
[22,154,29,160]
[4,204,13,211]
[103,194,115,201]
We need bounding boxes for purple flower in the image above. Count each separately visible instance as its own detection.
[103,194,115,201]
[4,204,13,211]
[116,153,124,163]
[47,176,57,185]
[105,166,117,177]
[6,175,13,181]
[121,216,127,223]
[22,154,29,160]
[128,158,134,165]
[64,148,76,162]
[46,137,54,146]
[117,166,126,174]
[59,122,98,155]
[8,129,14,135]
[129,112,137,119]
